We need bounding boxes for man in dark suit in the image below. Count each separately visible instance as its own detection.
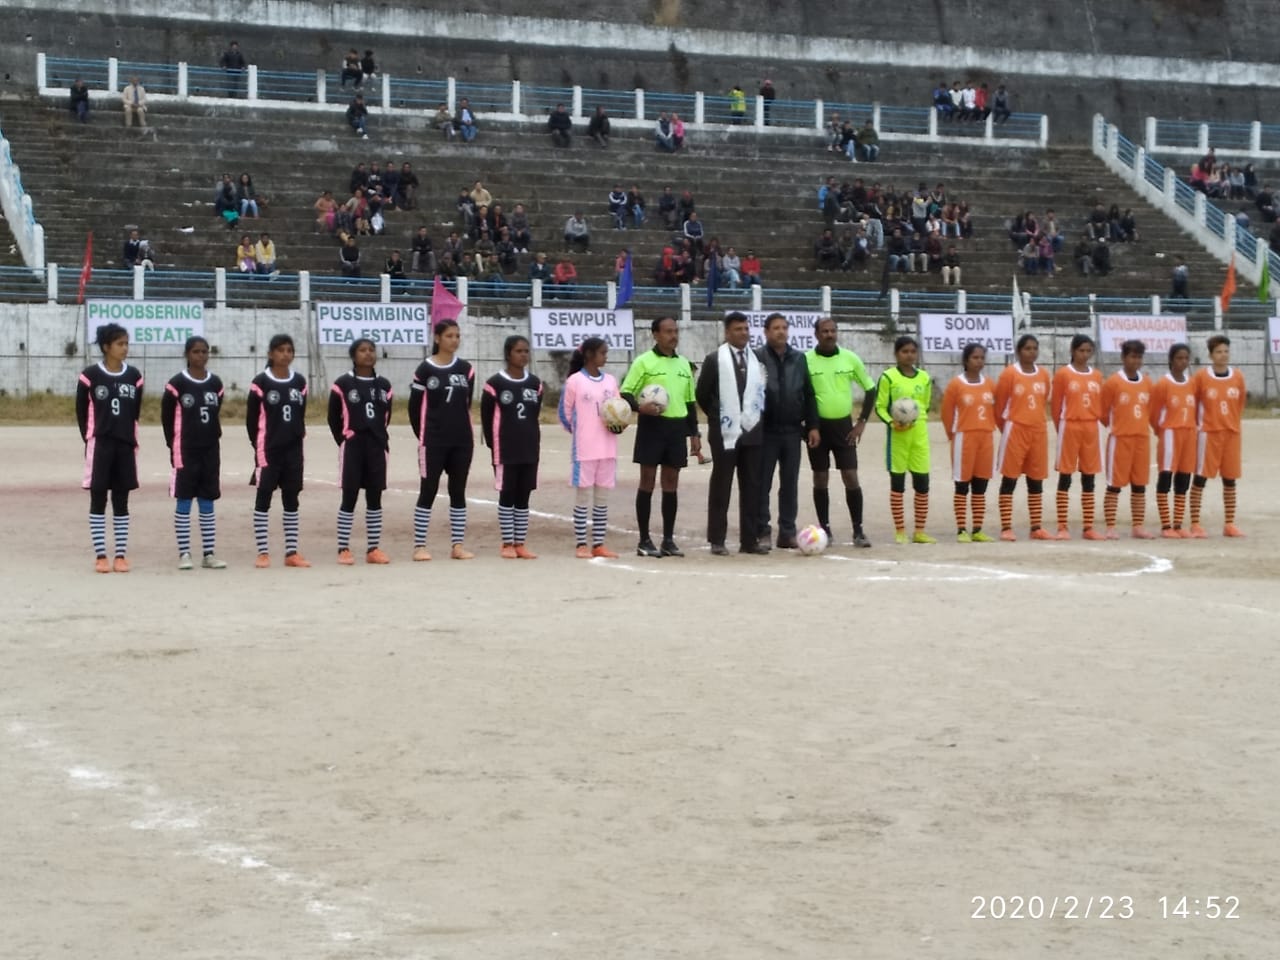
[756,313,820,548]
[697,312,768,555]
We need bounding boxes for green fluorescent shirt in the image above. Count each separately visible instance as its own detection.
[620,348,697,420]
[805,347,875,420]
[875,366,933,432]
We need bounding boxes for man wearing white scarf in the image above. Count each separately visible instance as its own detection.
[696,312,769,554]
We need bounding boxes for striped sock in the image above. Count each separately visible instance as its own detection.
[1028,492,1044,530]
[1103,490,1118,529]
[253,510,270,555]
[198,505,216,554]
[890,491,905,533]
[449,506,466,544]
[514,508,530,545]
[498,505,515,544]
[1056,489,1070,527]
[1131,491,1146,527]
[591,506,608,546]
[283,510,300,555]
[1189,485,1204,526]
[1223,485,1237,525]
[112,514,130,557]
[337,509,354,551]
[174,509,192,555]
[366,509,382,551]
[999,493,1013,531]
[90,513,107,557]
[1173,492,1187,530]
[1157,492,1171,529]
[953,492,966,532]
[573,505,588,545]
[1082,491,1096,530]
[413,506,431,546]
[913,492,929,532]
[971,492,986,532]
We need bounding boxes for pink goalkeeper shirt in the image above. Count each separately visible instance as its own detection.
[558,370,620,463]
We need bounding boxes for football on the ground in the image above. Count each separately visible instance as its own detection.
[601,396,633,431]
[638,383,670,413]
[890,397,920,427]
[796,524,830,555]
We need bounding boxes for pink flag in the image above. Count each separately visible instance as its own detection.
[431,276,465,323]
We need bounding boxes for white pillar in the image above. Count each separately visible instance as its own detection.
[1213,296,1223,330]
[316,70,327,105]
[247,64,258,101]
[455,276,469,320]
[511,80,521,116]
[754,95,764,130]
[381,74,390,111]
[572,85,583,119]
[1151,295,1161,315]
[379,273,391,302]
[46,262,57,304]
[814,98,824,130]
[889,287,900,327]
[984,112,994,143]
[1039,114,1049,147]
[1088,293,1097,334]
[447,77,456,114]
[299,270,311,304]
[215,267,227,307]
[928,108,938,141]
[133,265,145,300]
[1198,123,1210,153]
[1194,192,1206,228]
[607,280,617,309]
[694,91,704,125]
[531,278,543,307]
[178,62,189,99]
[634,88,644,121]
[679,282,692,325]
[1163,167,1177,202]
[1107,123,1120,161]
[32,222,45,271]
[108,57,119,93]
[957,289,967,314]
[1250,121,1262,154]
[1133,146,1147,190]
[872,102,881,132]
[1145,116,1157,150]
[751,284,763,312]
[36,52,46,90]
[821,285,832,315]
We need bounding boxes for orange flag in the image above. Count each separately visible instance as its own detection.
[1220,253,1237,313]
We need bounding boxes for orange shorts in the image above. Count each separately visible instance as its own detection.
[951,430,994,482]
[1156,427,1196,475]
[1056,420,1104,474]
[998,424,1048,480]
[1196,431,1241,480]
[1105,434,1150,488]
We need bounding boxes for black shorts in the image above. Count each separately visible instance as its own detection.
[253,441,304,494]
[420,442,473,480]
[84,436,138,493]
[807,417,859,472]
[171,445,221,500]
[340,433,387,492]
[632,414,689,468]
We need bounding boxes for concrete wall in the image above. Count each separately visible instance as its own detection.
[4,1,1277,145]
[4,304,1271,399]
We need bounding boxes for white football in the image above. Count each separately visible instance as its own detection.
[638,383,670,414]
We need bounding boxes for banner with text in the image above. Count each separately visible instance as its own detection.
[918,313,1015,354]
[86,299,204,344]
[530,308,635,351]
[1097,314,1187,353]
[315,301,431,347]
[727,311,823,351]
[1270,317,1280,355]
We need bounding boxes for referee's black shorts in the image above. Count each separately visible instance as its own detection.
[807,416,859,471]
[632,414,690,468]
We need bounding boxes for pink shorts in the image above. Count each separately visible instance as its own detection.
[572,458,616,489]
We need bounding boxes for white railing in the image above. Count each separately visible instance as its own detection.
[0,127,46,271]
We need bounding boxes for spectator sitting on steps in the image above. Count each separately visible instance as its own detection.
[1091,237,1112,276]
[1074,233,1093,275]
[339,235,361,277]
[682,211,705,257]
[434,102,456,140]
[347,94,369,140]
[410,226,436,274]
[814,229,842,270]
[655,112,675,152]
[385,250,406,282]
[1256,184,1276,223]
[360,50,377,85]
[122,229,145,268]
[69,78,90,123]
[340,49,362,87]
[628,185,646,227]
[235,233,258,274]
[856,120,880,162]
[992,84,1011,123]
[548,103,573,148]
[552,256,578,298]
[671,113,686,150]
[455,98,478,142]
[886,228,910,273]
[654,247,676,286]
[908,231,928,273]
[237,173,260,218]
[608,186,628,230]
[121,76,147,129]
[255,232,278,276]
[942,245,961,285]
[564,212,590,252]
[588,105,611,147]
[659,186,678,230]
[741,249,762,286]
[1170,258,1189,300]
[509,204,532,252]
[529,251,553,284]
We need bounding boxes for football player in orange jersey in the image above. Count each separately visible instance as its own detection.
[994,334,1055,541]
[1100,340,1155,539]
[1149,343,1197,536]
[941,343,997,542]
[1051,333,1105,540]
[1189,335,1246,538]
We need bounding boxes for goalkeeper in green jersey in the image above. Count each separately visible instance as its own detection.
[875,335,935,544]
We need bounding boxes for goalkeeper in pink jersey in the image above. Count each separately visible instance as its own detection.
[558,337,623,558]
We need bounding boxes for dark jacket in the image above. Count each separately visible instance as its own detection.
[757,343,818,433]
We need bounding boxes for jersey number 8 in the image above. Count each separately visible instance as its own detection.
[282,404,293,422]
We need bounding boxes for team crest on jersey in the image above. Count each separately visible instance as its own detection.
[267,390,281,405]
[94,385,109,400]
[1033,383,1046,394]
[426,376,441,390]
[348,389,362,404]
[204,392,219,407]
[1227,387,1240,400]
[962,395,973,406]
[181,393,196,408]
[1138,392,1149,404]
[288,389,303,404]
[1069,381,1080,393]
[500,390,514,404]
[522,388,539,402]
[1205,388,1218,400]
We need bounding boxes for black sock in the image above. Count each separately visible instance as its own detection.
[661,491,677,540]
[636,490,652,541]
[847,487,864,530]
[814,488,830,527]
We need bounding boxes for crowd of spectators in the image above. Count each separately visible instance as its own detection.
[933,81,1011,123]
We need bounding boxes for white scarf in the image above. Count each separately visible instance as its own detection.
[718,342,764,450]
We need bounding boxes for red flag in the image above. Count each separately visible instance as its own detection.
[1219,253,1237,313]
[77,231,94,305]
[431,275,464,323]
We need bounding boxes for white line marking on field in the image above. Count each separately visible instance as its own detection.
[597,559,789,579]
[6,719,427,950]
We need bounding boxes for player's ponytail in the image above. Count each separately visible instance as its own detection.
[568,337,606,376]
[95,322,128,352]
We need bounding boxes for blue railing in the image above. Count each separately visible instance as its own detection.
[44,57,109,88]
[993,114,1043,142]
[253,69,317,104]
[1152,120,1203,149]
[388,77,450,110]
[878,106,931,137]
[117,61,180,96]
[522,85,574,117]
[453,82,515,113]
[643,91,697,121]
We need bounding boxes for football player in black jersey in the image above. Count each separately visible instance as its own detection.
[328,338,394,565]
[481,335,544,558]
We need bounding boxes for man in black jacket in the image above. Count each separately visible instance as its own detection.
[756,313,819,548]
[548,103,573,148]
